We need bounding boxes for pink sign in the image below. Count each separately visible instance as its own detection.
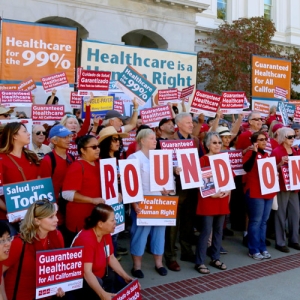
[180,84,195,98]
[190,90,221,117]
[227,150,245,176]
[113,100,124,114]
[41,72,69,92]
[0,90,32,106]
[220,91,245,114]
[70,92,82,108]
[112,279,141,300]
[140,105,172,127]
[18,77,36,91]
[122,131,136,151]
[32,105,65,120]
[293,105,300,122]
[158,88,178,105]
[274,86,288,99]
[281,164,290,190]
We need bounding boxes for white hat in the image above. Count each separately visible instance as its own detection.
[216,126,233,136]
[98,126,129,144]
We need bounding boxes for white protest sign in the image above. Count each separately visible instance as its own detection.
[119,159,143,204]
[209,152,235,192]
[257,157,280,195]
[149,150,174,192]
[176,148,203,189]
[100,158,118,205]
[288,156,300,191]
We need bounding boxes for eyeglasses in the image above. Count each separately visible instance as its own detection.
[257,138,268,142]
[34,199,50,217]
[0,114,10,118]
[83,145,100,150]
[212,141,222,145]
[36,131,46,136]
[111,137,121,143]
[0,236,14,245]
[286,135,296,140]
[250,118,263,122]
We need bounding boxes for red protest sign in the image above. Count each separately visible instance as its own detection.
[35,247,83,299]
[227,150,246,176]
[70,92,82,108]
[32,105,65,120]
[274,86,288,99]
[112,279,141,300]
[281,164,290,190]
[18,77,36,91]
[0,90,32,106]
[122,130,136,151]
[294,105,300,122]
[190,90,221,117]
[180,84,195,98]
[140,105,172,127]
[220,91,245,114]
[77,70,111,96]
[158,88,178,105]
[41,72,69,92]
[113,100,124,114]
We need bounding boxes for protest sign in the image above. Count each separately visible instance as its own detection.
[122,130,136,152]
[117,65,157,106]
[0,90,32,107]
[209,152,236,192]
[18,77,36,91]
[180,84,195,98]
[253,101,270,116]
[4,177,55,222]
[77,70,111,96]
[277,101,289,126]
[112,202,125,235]
[140,105,172,127]
[293,105,300,122]
[0,84,19,90]
[189,90,221,117]
[41,72,69,92]
[176,148,203,189]
[32,105,65,120]
[200,167,216,198]
[0,160,3,196]
[159,139,196,166]
[112,279,141,300]
[100,158,118,206]
[288,157,300,191]
[119,159,143,204]
[81,96,113,118]
[35,247,83,299]
[157,88,178,105]
[257,157,280,195]
[149,150,174,192]
[274,86,288,99]
[284,103,295,117]
[137,195,178,226]
[113,100,124,114]
[227,150,246,176]
[281,164,290,191]
[220,91,245,114]
[70,92,82,108]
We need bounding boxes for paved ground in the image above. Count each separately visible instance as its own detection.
[118,231,300,299]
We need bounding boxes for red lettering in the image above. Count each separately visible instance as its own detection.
[124,164,139,197]
[154,155,169,186]
[213,159,229,187]
[104,165,116,199]
[291,160,300,186]
[180,153,199,184]
[262,162,275,189]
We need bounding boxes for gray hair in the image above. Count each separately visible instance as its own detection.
[204,131,222,149]
[277,127,295,145]
[248,111,261,121]
[136,128,155,146]
[175,112,191,125]
[103,118,115,127]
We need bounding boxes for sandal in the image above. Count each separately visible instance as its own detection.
[209,259,227,270]
[194,264,210,274]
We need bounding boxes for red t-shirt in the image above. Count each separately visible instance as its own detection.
[235,130,252,151]
[4,231,64,300]
[63,160,102,232]
[196,155,230,216]
[0,153,39,219]
[72,229,113,279]
[126,141,139,157]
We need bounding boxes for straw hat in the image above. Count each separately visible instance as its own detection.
[98,126,129,144]
[216,126,233,136]
[0,106,13,115]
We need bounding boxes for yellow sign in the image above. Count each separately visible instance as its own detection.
[83,96,113,113]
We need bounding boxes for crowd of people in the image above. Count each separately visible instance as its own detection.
[0,97,298,299]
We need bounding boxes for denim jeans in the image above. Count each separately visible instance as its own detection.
[245,190,273,254]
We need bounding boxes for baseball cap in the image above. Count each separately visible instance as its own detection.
[200,123,210,133]
[104,110,126,121]
[291,123,300,130]
[49,125,72,139]
[159,118,175,129]
[272,123,284,133]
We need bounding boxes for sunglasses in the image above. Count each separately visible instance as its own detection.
[36,131,46,136]
[34,199,50,217]
[212,141,222,145]
[84,145,101,150]
[286,135,296,140]
[250,118,263,121]
[111,136,121,143]
[0,236,14,245]
[257,138,268,142]
[66,114,76,118]
[0,114,10,118]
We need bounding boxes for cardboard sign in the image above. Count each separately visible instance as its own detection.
[180,84,195,98]
[0,90,32,107]
[274,86,288,99]
[294,105,300,122]
[100,158,118,206]
[32,105,65,120]
[4,178,55,222]
[149,150,174,192]
[158,88,178,105]
[220,91,245,114]
[18,77,36,91]
[119,159,143,204]
[227,150,246,176]
[113,100,124,114]
[288,157,300,191]
[140,105,172,127]
[253,101,270,116]
[70,92,82,108]
[176,148,203,189]
[190,90,221,117]
[111,202,125,235]
[281,164,290,191]
[35,247,83,299]
[137,195,178,226]
[112,279,141,300]
[200,167,216,198]
[257,157,280,195]
[81,96,113,118]
[41,72,69,92]
[209,152,236,192]
[77,70,111,96]
[117,65,156,106]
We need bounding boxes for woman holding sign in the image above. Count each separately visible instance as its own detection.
[243,131,277,260]
[2,199,65,300]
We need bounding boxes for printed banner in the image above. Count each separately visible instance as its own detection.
[220,91,245,114]
[35,247,83,299]
[281,164,290,191]
[0,19,77,84]
[180,84,195,98]
[137,195,178,226]
[274,86,288,99]
[157,88,178,105]
[111,202,125,235]
[288,157,300,191]
[190,90,221,117]
[41,72,69,92]
[253,101,270,116]
[122,130,136,151]
[227,150,246,176]
[294,105,300,122]
[140,105,172,127]
[81,96,113,118]
[32,105,65,120]
[112,279,141,300]
[4,178,55,222]
[0,90,32,107]
[113,100,124,114]
[0,84,19,90]
[251,55,291,99]
[284,103,295,117]
[70,92,82,108]
[18,77,36,91]
[200,167,216,198]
